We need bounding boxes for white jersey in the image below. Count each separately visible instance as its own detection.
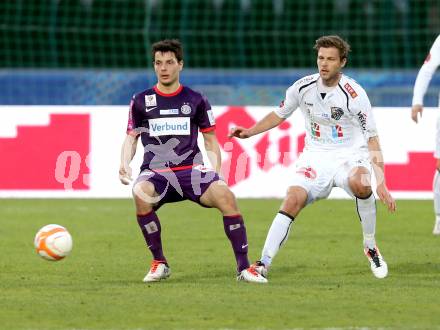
[412,35,440,106]
[275,73,377,154]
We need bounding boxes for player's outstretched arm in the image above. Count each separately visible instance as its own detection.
[368,136,396,212]
[229,111,285,139]
[119,133,139,185]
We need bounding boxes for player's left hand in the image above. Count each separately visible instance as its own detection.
[376,183,396,212]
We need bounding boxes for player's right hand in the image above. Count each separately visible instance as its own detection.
[376,183,396,212]
[411,105,423,123]
[228,126,251,139]
[119,166,133,185]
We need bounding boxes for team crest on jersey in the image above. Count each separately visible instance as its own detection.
[344,83,358,98]
[180,104,192,115]
[331,107,344,120]
[145,94,157,107]
[279,100,285,108]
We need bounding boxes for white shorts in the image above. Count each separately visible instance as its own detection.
[290,150,372,204]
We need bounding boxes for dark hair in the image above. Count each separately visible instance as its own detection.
[151,39,183,62]
[314,35,351,60]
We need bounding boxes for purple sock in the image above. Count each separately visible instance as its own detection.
[223,215,250,272]
[137,211,166,262]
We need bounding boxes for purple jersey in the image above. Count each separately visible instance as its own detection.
[126,85,216,172]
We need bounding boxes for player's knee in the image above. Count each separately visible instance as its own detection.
[221,190,238,209]
[348,168,371,198]
[350,181,372,199]
[132,181,156,205]
[215,189,238,213]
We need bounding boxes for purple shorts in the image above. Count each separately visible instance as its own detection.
[134,165,220,210]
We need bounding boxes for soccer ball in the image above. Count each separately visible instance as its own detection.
[34,224,73,261]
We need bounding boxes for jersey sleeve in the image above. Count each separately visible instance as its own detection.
[195,95,216,132]
[352,89,378,140]
[412,35,440,106]
[126,95,141,136]
[274,84,300,118]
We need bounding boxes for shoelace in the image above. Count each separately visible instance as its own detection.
[367,249,381,268]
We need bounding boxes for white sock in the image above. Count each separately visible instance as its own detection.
[260,212,294,267]
[356,193,376,250]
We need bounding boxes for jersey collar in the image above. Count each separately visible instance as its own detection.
[154,84,183,97]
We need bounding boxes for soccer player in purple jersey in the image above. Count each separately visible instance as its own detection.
[119,39,266,283]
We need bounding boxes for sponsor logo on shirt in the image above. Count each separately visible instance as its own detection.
[331,124,344,138]
[149,117,190,136]
[180,104,192,115]
[160,109,179,115]
[357,111,367,131]
[311,122,320,137]
[331,107,344,120]
[344,83,358,98]
[296,75,315,86]
[145,94,157,107]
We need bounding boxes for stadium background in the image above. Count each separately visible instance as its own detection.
[1,0,440,107]
[1,0,439,198]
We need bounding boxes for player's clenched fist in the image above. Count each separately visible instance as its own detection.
[228,127,251,139]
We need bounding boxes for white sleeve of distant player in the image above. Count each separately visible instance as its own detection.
[412,35,440,106]
[274,85,300,118]
[355,91,378,140]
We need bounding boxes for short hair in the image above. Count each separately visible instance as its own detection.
[151,39,183,62]
[314,35,351,60]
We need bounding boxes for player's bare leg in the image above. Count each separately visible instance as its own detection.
[200,181,267,283]
[349,166,387,279]
[256,186,308,277]
[133,181,170,282]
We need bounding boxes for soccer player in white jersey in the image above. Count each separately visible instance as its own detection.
[411,34,440,235]
[230,35,396,280]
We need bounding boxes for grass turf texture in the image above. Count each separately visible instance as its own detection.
[1,198,439,330]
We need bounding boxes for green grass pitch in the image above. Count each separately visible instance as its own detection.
[1,198,439,330]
